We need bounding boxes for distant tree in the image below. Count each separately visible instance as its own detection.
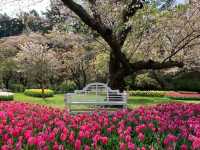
[16,42,60,98]
[0,14,24,38]
[44,0,78,32]
[17,10,52,34]
[0,48,18,89]
[46,31,96,89]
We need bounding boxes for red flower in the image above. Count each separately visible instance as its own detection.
[53,142,59,150]
[60,133,67,141]
[192,138,200,149]
[120,143,126,150]
[27,137,35,145]
[128,142,135,150]
[1,145,10,150]
[24,130,32,139]
[84,145,90,150]
[181,144,188,150]
[78,131,84,139]
[125,135,132,143]
[100,136,108,144]
[141,146,146,150]
[136,124,146,133]
[163,134,177,145]
[75,139,81,150]
[69,131,75,142]
[138,133,145,141]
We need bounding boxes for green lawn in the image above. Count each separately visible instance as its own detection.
[14,93,200,109]
[14,93,65,108]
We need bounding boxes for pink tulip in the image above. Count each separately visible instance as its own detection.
[128,142,135,150]
[181,144,188,150]
[49,132,56,141]
[101,136,108,144]
[69,131,75,142]
[163,134,177,145]
[125,135,132,143]
[84,145,90,150]
[141,146,146,150]
[138,133,145,141]
[28,137,35,145]
[120,143,126,150]
[24,130,32,139]
[75,139,81,150]
[1,145,10,150]
[60,133,67,141]
[192,138,200,149]
[53,142,59,150]
[78,131,84,139]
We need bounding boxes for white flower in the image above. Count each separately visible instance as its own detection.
[0,92,14,96]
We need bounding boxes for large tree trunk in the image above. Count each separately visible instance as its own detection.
[109,50,126,91]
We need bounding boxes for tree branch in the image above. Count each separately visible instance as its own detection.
[130,60,184,71]
[113,60,184,81]
[117,25,132,46]
[61,0,112,41]
[163,33,200,62]
[118,0,144,46]
[122,0,144,22]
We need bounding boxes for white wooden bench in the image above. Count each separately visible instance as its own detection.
[64,82,128,112]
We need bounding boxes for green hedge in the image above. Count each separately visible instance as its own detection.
[129,90,167,97]
[24,89,54,98]
[0,92,14,101]
[56,80,76,93]
[10,84,25,92]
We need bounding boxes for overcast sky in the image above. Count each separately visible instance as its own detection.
[0,0,50,17]
[0,0,186,17]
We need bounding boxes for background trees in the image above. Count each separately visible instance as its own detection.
[0,0,199,92]
[60,0,191,90]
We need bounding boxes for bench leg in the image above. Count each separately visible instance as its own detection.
[123,104,127,109]
[69,104,71,112]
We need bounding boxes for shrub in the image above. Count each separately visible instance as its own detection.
[10,84,25,92]
[0,92,14,101]
[24,89,54,98]
[57,80,76,93]
[134,73,161,90]
[171,71,200,92]
[172,79,200,92]
[129,90,166,97]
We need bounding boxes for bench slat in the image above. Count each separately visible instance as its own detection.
[66,101,126,105]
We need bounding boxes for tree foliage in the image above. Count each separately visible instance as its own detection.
[60,0,187,90]
[16,42,60,95]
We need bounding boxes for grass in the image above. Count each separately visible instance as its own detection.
[14,93,65,108]
[13,93,200,109]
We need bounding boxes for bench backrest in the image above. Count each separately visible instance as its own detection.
[65,82,127,102]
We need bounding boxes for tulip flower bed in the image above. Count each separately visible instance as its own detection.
[166,91,200,100]
[1,102,200,149]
